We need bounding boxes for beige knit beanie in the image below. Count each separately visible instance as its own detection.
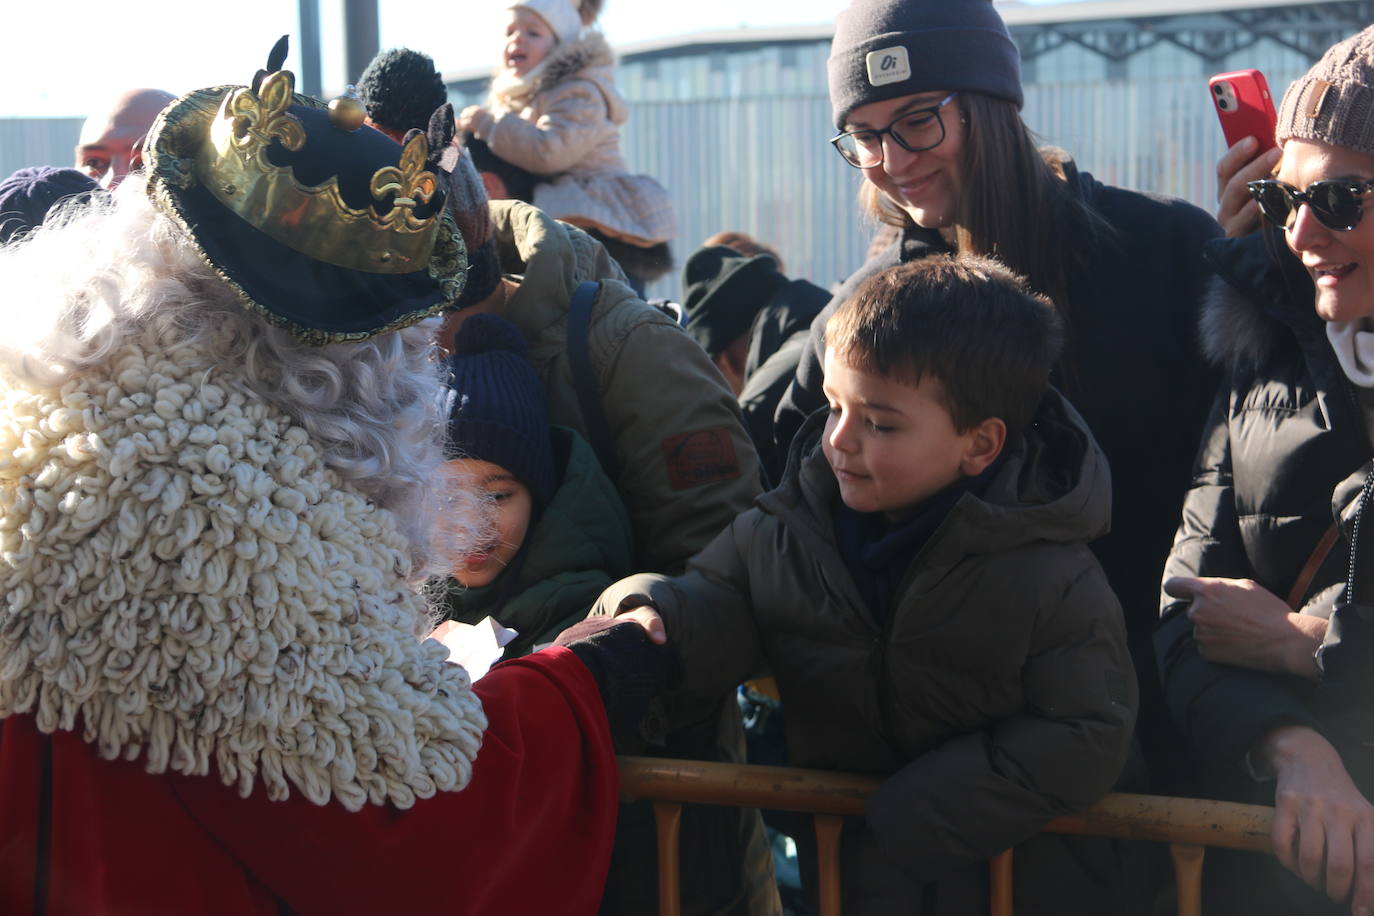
[1277,24,1374,157]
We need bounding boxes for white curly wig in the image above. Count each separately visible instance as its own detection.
[0,174,484,587]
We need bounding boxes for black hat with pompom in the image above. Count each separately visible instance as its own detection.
[444,314,558,510]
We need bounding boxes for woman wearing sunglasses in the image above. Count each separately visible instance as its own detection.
[1158,26,1374,916]
[775,0,1221,812]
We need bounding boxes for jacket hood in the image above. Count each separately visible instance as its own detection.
[1198,228,1317,374]
[490,199,638,332]
[765,387,1111,563]
[744,278,830,380]
[492,32,626,125]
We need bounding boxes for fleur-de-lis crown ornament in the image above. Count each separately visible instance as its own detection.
[143,36,467,344]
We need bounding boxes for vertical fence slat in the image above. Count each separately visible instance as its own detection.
[989,849,1015,916]
[653,801,684,916]
[1169,843,1206,916]
[814,814,844,916]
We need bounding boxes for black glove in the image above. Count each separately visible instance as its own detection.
[554,618,679,738]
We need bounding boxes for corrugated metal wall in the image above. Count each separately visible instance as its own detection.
[452,13,1329,302]
[0,119,83,181]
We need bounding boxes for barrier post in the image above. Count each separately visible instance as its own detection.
[653,801,683,916]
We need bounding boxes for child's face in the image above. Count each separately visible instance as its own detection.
[821,348,985,521]
[504,8,557,77]
[443,458,533,587]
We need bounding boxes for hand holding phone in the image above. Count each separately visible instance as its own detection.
[1210,70,1281,237]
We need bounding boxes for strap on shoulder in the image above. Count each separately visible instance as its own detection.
[567,281,621,481]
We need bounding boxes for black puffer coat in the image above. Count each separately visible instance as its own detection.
[597,392,1138,915]
[738,277,829,484]
[776,165,1222,785]
[1157,229,1374,915]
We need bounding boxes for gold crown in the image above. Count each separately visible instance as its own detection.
[195,69,441,274]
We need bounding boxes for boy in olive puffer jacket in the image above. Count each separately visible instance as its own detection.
[595,256,1139,915]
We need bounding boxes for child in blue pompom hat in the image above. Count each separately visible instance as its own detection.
[440,312,634,657]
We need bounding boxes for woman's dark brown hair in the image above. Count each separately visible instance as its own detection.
[858,92,1113,333]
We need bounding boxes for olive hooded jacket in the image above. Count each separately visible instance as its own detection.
[491,200,761,575]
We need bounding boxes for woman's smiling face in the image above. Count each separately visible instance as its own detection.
[1278,138,1374,323]
[844,90,967,231]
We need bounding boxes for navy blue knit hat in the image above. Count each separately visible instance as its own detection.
[827,0,1023,129]
[445,314,558,509]
[0,167,99,244]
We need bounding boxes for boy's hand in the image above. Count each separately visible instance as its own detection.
[615,606,667,645]
[1216,137,1282,238]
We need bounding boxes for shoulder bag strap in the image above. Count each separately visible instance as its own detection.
[566,280,621,481]
[1287,523,1341,610]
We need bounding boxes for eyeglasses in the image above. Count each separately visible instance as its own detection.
[829,93,958,169]
[1247,177,1374,232]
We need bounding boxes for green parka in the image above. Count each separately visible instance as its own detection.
[443,427,632,658]
[491,200,761,575]
[595,391,1138,914]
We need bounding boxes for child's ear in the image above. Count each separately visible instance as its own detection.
[960,417,1006,476]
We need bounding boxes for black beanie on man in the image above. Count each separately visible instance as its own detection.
[681,246,789,359]
[827,0,1023,129]
[0,167,99,244]
[444,314,558,511]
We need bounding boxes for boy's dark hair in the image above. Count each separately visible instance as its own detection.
[357,48,448,135]
[825,255,1062,443]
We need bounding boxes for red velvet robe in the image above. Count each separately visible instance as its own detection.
[0,647,617,915]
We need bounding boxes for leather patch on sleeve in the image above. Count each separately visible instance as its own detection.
[662,427,742,490]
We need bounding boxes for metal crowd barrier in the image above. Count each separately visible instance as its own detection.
[617,756,1274,916]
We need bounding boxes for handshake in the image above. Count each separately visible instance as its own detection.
[552,606,677,740]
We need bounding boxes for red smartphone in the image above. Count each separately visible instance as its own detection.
[1209,69,1278,150]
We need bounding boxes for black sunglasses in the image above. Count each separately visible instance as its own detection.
[1247,177,1374,232]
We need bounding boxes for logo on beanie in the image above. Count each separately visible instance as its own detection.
[866,46,911,88]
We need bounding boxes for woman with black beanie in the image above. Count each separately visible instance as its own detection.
[774,0,1222,822]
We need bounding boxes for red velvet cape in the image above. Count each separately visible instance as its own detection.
[0,647,617,915]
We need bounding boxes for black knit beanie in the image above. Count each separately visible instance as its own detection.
[445,314,558,510]
[0,167,99,244]
[682,246,788,358]
[827,0,1022,129]
[357,48,449,136]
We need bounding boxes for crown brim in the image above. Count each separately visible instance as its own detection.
[144,85,467,346]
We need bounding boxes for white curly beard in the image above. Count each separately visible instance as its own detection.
[0,318,489,812]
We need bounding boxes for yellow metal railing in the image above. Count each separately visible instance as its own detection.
[617,756,1274,916]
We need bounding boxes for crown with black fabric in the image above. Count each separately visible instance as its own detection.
[144,37,468,344]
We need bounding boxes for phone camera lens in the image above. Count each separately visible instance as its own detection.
[1218,99,1230,109]
[1213,84,1224,95]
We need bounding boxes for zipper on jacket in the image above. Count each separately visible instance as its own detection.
[1345,464,1374,605]
[1339,379,1374,604]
